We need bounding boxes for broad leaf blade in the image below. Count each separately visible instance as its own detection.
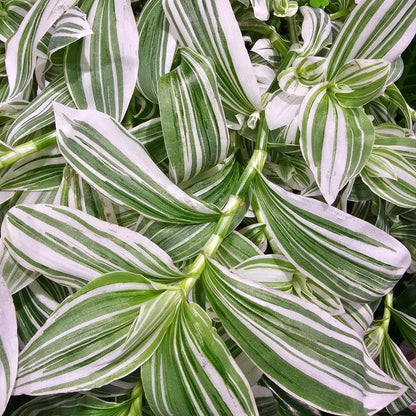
[163,0,262,115]
[13,272,162,394]
[142,302,258,416]
[203,259,405,415]
[159,47,230,184]
[64,0,138,121]
[2,204,183,288]
[299,84,374,204]
[0,276,18,414]
[253,174,411,302]
[136,0,177,103]
[53,104,221,224]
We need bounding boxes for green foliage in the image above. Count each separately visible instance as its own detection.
[0,0,416,415]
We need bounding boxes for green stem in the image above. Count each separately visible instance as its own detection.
[127,381,143,416]
[181,113,269,295]
[287,16,298,45]
[0,132,57,168]
[269,30,289,57]
[382,291,393,333]
[330,9,351,20]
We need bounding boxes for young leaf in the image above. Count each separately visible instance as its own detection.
[136,0,177,103]
[53,104,221,224]
[159,47,230,184]
[0,275,18,414]
[5,0,76,100]
[203,258,405,415]
[48,7,93,60]
[142,302,258,416]
[361,148,416,208]
[326,0,416,79]
[299,84,374,204]
[64,0,138,121]
[331,59,391,107]
[2,204,184,288]
[162,0,262,115]
[253,174,411,302]
[13,272,162,395]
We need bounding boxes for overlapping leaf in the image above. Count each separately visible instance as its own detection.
[53,104,221,224]
[0,275,18,414]
[299,84,374,204]
[253,174,411,302]
[2,204,184,288]
[136,0,177,103]
[162,0,262,115]
[203,258,405,415]
[142,302,258,416]
[5,0,76,100]
[13,272,165,395]
[326,0,416,79]
[64,0,138,121]
[0,0,36,43]
[159,47,230,184]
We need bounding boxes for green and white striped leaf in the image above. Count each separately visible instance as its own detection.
[292,6,332,57]
[361,149,416,208]
[2,204,184,288]
[299,84,374,204]
[129,118,167,165]
[390,308,416,353]
[272,0,298,17]
[64,0,138,121]
[326,0,416,79]
[0,146,64,191]
[54,104,221,224]
[142,302,258,416]
[5,0,76,100]
[233,254,295,291]
[159,47,230,184]
[10,394,132,416]
[381,84,413,129]
[253,174,411,302]
[0,0,36,43]
[5,76,74,146]
[202,258,406,415]
[0,242,39,294]
[48,7,92,59]
[265,90,303,130]
[331,59,391,107]
[14,276,70,345]
[238,223,268,252]
[337,300,374,338]
[0,275,18,414]
[136,0,177,103]
[162,0,262,115]
[13,272,162,394]
[379,334,416,414]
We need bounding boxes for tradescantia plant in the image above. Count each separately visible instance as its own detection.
[0,0,416,415]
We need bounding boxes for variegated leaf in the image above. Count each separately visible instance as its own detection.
[337,300,374,338]
[331,59,391,108]
[5,75,74,146]
[159,47,229,184]
[13,272,163,394]
[326,0,416,79]
[64,0,138,121]
[292,6,332,57]
[0,146,65,191]
[361,148,416,208]
[203,258,405,415]
[163,0,262,115]
[142,302,258,416]
[53,104,221,224]
[2,204,184,288]
[253,173,411,302]
[265,90,303,130]
[48,7,92,59]
[0,0,36,43]
[299,84,374,204]
[390,308,416,353]
[136,0,177,104]
[5,0,76,100]
[250,0,271,20]
[0,275,18,414]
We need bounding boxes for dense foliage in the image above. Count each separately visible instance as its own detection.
[0,0,416,415]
